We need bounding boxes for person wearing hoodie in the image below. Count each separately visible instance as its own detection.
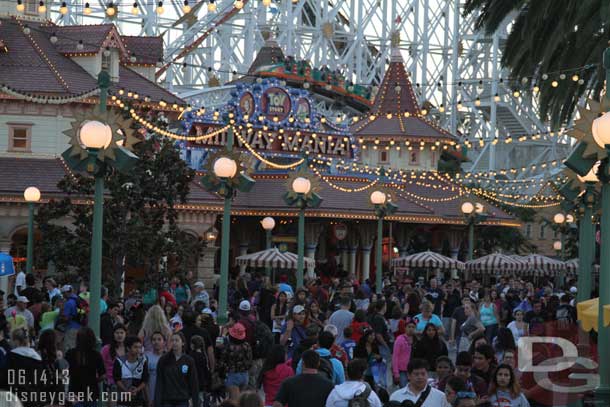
[1,327,44,407]
[488,364,530,407]
[257,345,294,407]
[325,359,382,407]
[296,331,345,385]
[392,318,416,387]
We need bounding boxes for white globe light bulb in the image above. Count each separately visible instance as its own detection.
[566,214,574,223]
[461,201,474,214]
[79,120,113,149]
[553,241,562,251]
[475,203,484,214]
[370,190,387,205]
[553,213,565,224]
[292,177,311,194]
[592,112,610,148]
[261,217,275,231]
[213,157,238,178]
[24,186,41,202]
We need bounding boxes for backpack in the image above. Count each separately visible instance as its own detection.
[318,354,334,382]
[253,320,274,359]
[348,383,372,407]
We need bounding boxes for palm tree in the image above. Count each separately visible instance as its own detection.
[464,0,609,127]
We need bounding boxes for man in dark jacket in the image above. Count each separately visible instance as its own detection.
[291,323,320,371]
[154,333,199,407]
[100,301,121,346]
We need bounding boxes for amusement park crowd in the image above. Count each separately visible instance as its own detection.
[0,267,582,407]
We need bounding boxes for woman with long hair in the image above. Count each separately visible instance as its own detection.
[306,300,325,329]
[64,327,106,407]
[493,327,517,363]
[507,309,528,344]
[154,332,200,407]
[101,323,127,393]
[38,329,64,404]
[139,304,172,352]
[353,328,381,388]
[461,302,485,352]
[488,364,530,406]
[257,345,294,407]
[270,292,288,343]
[411,323,448,373]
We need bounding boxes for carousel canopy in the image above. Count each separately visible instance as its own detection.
[466,253,528,274]
[236,248,314,269]
[391,251,465,270]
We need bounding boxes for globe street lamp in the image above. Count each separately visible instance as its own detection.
[370,189,397,294]
[461,201,487,261]
[284,168,322,289]
[201,123,255,324]
[260,216,275,276]
[23,186,40,274]
[553,213,567,261]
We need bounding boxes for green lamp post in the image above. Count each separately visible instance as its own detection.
[260,217,276,276]
[576,174,598,303]
[369,189,397,294]
[283,169,322,289]
[61,70,139,340]
[23,186,41,274]
[562,45,610,402]
[460,201,487,261]
[201,124,255,325]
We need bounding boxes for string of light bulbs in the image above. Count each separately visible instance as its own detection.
[234,130,304,169]
[309,165,379,192]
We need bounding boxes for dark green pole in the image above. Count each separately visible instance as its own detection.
[25,203,35,274]
[595,45,610,402]
[217,127,234,325]
[577,185,595,303]
[467,221,474,261]
[297,207,305,288]
[265,229,272,277]
[88,70,110,340]
[88,170,104,339]
[376,214,383,294]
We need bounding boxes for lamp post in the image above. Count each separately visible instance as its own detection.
[461,201,487,261]
[23,186,40,274]
[284,170,322,289]
[261,216,275,276]
[576,166,598,303]
[370,190,397,294]
[201,123,255,325]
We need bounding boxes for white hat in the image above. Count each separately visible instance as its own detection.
[61,285,73,293]
[293,305,306,314]
[16,296,29,303]
[193,282,205,289]
[239,300,251,311]
[202,307,214,315]
[570,287,578,294]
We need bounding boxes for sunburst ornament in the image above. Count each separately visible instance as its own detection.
[284,168,322,209]
[570,99,608,160]
[63,108,139,162]
[201,148,255,197]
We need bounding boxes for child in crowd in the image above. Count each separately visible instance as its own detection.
[340,327,357,360]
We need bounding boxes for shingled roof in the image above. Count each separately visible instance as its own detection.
[0,17,182,104]
[121,35,163,66]
[352,46,457,143]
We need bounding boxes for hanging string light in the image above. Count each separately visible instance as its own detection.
[106,2,116,16]
[182,0,191,13]
[156,1,164,14]
[83,2,91,14]
[262,0,271,6]
[234,0,244,8]
[131,2,138,14]
[16,0,24,12]
[59,1,68,14]
[207,0,216,12]
[38,1,46,13]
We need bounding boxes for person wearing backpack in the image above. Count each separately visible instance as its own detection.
[389,358,447,406]
[325,358,382,407]
[113,336,149,407]
[296,331,345,384]
[60,285,82,352]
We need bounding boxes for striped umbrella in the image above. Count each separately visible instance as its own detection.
[521,254,566,276]
[466,253,529,275]
[391,251,465,270]
[565,258,600,274]
[236,248,315,269]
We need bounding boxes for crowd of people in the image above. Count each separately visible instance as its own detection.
[0,269,582,407]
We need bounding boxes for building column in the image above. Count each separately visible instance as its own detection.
[358,222,376,283]
[305,223,323,279]
[0,239,11,300]
[197,245,218,289]
[447,229,463,279]
[238,243,249,275]
[395,224,414,258]
[339,243,349,272]
[305,244,317,279]
[346,227,360,280]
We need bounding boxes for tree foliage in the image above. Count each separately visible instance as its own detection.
[464,0,608,127]
[36,123,200,296]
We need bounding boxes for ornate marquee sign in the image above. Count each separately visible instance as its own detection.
[181,79,354,159]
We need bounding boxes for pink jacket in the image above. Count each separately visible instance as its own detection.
[263,361,294,406]
[392,334,412,378]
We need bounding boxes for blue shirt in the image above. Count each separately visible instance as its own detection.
[340,339,357,360]
[279,283,294,296]
[413,313,443,333]
[63,294,81,329]
[295,348,345,384]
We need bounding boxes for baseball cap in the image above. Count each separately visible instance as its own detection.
[239,300,251,311]
[229,323,246,340]
[193,282,205,289]
[570,287,578,294]
[293,304,306,314]
[61,285,73,293]
[201,307,214,315]
[16,296,29,303]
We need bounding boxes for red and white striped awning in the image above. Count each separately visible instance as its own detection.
[466,253,529,274]
[522,254,566,273]
[566,258,600,274]
[236,248,314,269]
[391,251,465,270]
